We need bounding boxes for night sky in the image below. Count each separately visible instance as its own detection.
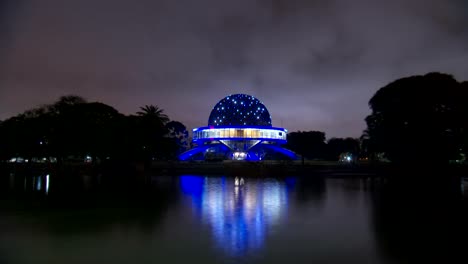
[1,0,468,137]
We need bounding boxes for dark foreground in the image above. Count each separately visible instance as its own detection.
[0,170,467,264]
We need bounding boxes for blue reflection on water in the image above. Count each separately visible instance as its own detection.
[180,175,204,196]
[180,176,289,256]
[284,177,297,190]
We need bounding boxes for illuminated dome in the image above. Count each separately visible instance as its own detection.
[208,94,272,126]
[179,93,298,161]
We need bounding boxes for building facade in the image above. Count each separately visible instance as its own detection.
[179,94,297,161]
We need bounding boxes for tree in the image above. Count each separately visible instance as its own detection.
[63,102,124,160]
[0,95,129,162]
[326,137,360,161]
[0,104,57,160]
[166,121,189,155]
[461,81,468,160]
[287,131,327,164]
[48,95,87,114]
[365,72,467,164]
[359,129,375,160]
[137,105,169,125]
[0,96,187,162]
[134,105,172,160]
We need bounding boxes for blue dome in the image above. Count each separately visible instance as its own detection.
[208,94,272,126]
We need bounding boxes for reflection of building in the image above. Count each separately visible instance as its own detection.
[179,176,288,256]
[179,94,297,161]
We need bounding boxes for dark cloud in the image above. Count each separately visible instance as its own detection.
[1,0,467,137]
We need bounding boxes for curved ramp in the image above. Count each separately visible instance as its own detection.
[262,144,299,160]
[178,145,212,161]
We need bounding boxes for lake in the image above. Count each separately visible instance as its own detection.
[0,172,467,264]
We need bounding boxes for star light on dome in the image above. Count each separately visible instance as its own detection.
[207,94,272,127]
[179,94,297,161]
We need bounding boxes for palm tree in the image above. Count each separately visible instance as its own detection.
[135,105,171,160]
[137,105,169,124]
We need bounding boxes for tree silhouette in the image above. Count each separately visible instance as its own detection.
[0,96,183,162]
[287,131,327,164]
[48,95,87,114]
[326,137,360,161]
[137,105,169,124]
[134,105,172,160]
[365,72,466,164]
[359,129,374,160]
[166,121,189,154]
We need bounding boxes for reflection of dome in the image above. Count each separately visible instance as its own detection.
[208,94,272,127]
[180,176,288,256]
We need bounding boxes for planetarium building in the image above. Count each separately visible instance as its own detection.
[179,94,297,161]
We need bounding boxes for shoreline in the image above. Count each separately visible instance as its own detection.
[2,161,467,179]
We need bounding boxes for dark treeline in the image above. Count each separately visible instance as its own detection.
[365,72,468,165]
[287,72,468,165]
[286,131,361,162]
[1,72,468,165]
[0,96,189,163]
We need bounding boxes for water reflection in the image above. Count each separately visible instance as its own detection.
[180,176,288,256]
[294,177,326,208]
[32,174,50,194]
[7,173,51,194]
[1,172,179,237]
[1,171,467,264]
[369,177,468,263]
